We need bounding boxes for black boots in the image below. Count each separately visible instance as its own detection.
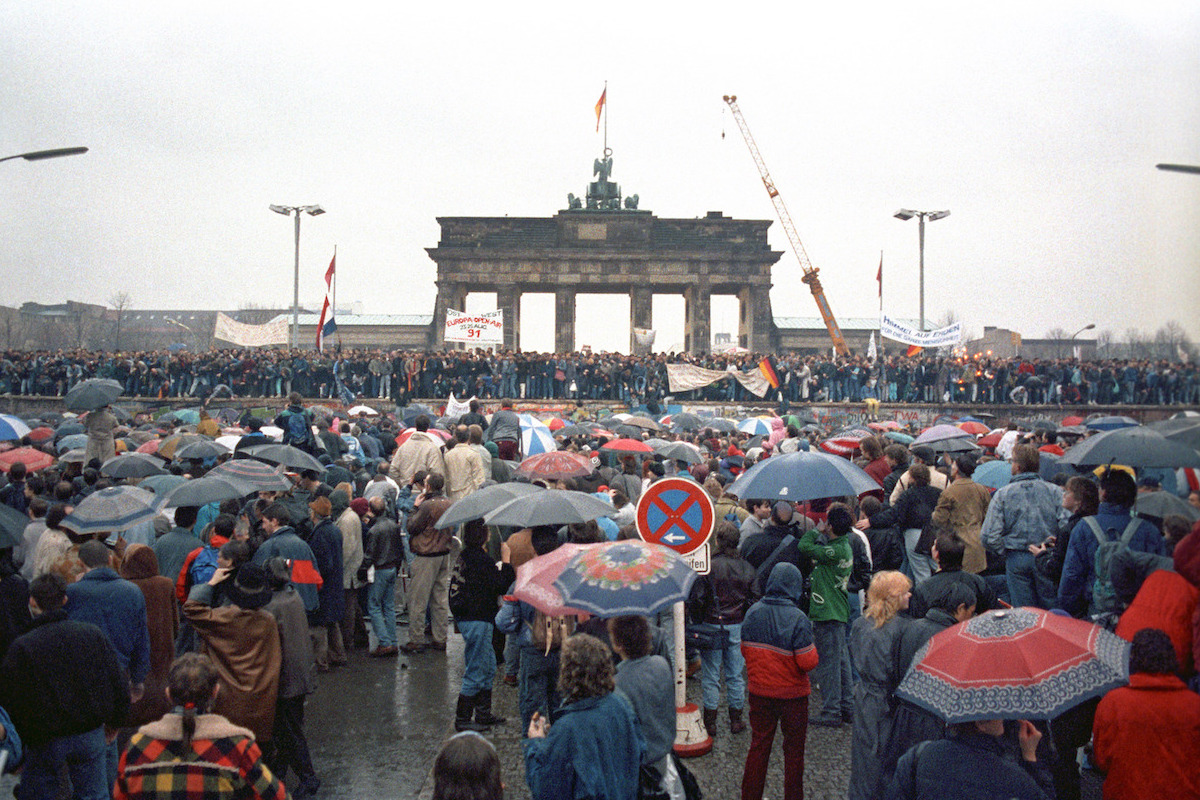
[703,707,719,737]
[474,689,506,726]
[729,707,746,734]
[454,694,488,732]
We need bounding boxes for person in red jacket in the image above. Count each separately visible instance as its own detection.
[739,562,819,800]
[1093,627,1200,800]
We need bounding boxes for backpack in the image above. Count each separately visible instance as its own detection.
[188,546,221,589]
[1086,516,1142,615]
[282,410,313,450]
[448,554,470,618]
[530,609,575,654]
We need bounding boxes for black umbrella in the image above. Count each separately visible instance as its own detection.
[669,412,705,431]
[174,440,233,460]
[164,475,249,508]
[704,418,737,433]
[484,490,616,528]
[0,504,26,548]
[557,424,600,438]
[100,453,168,479]
[1062,427,1200,469]
[652,441,703,465]
[65,378,124,412]
[921,437,982,455]
[1147,418,1200,452]
[1136,491,1200,522]
[437,482,545,529]
[208,459,294,493]
[242,443,326,473]
[54,422,86,441]
[1014,418,1057,432]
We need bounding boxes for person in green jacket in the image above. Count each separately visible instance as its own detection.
[797,505,855,726]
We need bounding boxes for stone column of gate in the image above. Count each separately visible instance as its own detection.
[496,284,521,352]
[554,289,575,353]
[630,286,653,354]
[738,284,774,353]
[431,280,464,349]
[684,280,711,355]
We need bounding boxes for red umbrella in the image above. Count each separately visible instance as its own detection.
[0,447,55,473]
[868,421,902,431]
[601,438,653,454]
[957,421,989,436]
[978,431,1004,449]
[545,417,566,432]
[1061,415,1084,427]
[516,451,594,481]
[513,543,593,618]
[27,427,54,444]
[137,439,161,455]
[395,428,451,447]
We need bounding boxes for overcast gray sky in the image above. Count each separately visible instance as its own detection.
[3,1,1198,354]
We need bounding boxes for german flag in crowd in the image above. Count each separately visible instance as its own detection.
[906,345,923,357]
[758,356,781,389]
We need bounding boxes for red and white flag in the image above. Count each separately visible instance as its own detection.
[595,87,606,132]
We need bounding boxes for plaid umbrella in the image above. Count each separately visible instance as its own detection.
[896,608,1129,723]
[62,486,165,536]
[553,540,698,618]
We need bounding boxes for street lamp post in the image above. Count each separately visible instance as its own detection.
[893,209,950,330]
[0,146,88,165]
[1070,323,1096,360]
[270,204,325,349]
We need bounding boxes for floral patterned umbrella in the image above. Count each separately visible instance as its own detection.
[513,543,594,617]
[553,540,697,618]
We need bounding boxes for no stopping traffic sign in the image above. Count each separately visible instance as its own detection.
[635,477,715,557]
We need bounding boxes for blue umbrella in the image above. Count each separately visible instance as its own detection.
[728,450,880,502]
[553,540,698,618]
[737,418,772,436]
[972,460,1013,490]
[61,486,165,536]
[1085,416,1139,432]
[518,414,555,456]
[1038,452,1081,482]
[884,431,914,445]
[0,414,31,442]
[138,474,189,495]
[57,434,89,453]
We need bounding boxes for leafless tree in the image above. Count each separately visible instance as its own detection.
[1044,327,1070,358]
[109,291,132,352]
[1095,329,1115,358]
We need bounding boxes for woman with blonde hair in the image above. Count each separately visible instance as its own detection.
[848,570,912,800]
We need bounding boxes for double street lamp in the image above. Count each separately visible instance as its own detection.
[894,209,950,331]
[270,204,326,349]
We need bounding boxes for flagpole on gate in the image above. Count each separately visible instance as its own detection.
[603,81,608,154]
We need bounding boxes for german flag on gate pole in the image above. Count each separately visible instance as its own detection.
[758,356,781,389]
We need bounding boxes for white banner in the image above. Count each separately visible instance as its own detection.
[665,363,768,398]
[213,313,288,347]
[445,309,504,344]
[879,314,963,348]
[445,393,475,419]
[633,328,656,347]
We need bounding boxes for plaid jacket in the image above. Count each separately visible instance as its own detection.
[115,713,286,800]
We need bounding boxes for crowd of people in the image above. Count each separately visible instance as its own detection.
[3,346,1199,406]
[0,394,1198,800]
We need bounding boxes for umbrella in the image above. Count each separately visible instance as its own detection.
[211,408,241,426]
[957,421,990,436]
[136,439,161,456]
[158,408,201,426]
[215,435,243,451]
[517,414,556,457]
[65,378,123,411]
[513,543,594,616]
[553,540,698,618]
[207,459,294,493]
[977,431,1005,449]
[1135,491,1200,522]
[1038,452,1080,482]
[0,447,55,473]
[26,426,54,444]
[1062,427,1200,469]
[922,437,982,455]
[868,421,902,431]
[612,425,644,439]
[972,460,1013,490]
[174,440,232,460]
[138,474,188,495]
[61,486,165,536]
[401,403,436,425]
[100,453,168,479]
[485,490,616,528]
[57,434,89,453]
[1147,418,1200,452]
[545,417,567,432]
[163,475,250,508]
[884,431,915,445]
[728,450,880,502]
[1061,415,1085,427]
[653,441,703,465]
[622,415,662,431]
[557,424,602,438]
[664,412,705,431]
[914,424,975,445]
[601,438,653,454]
[1015,418,1058,432]
[0,414,31,442]
[157,433,207,460]
[308,404,339,422]
[395,428,451,448]
[1085,416,1140,432]
[58,449,87,465]
[737,418,772,437]
[54,421,86,440]
[703,418,737,433]
[347,404,378,416]
[436,482,546,529]
[896,607,1130,723]
[516,451,595,481]
[260,425,284,442]
[0,504,27,548]
[242,443,327,473]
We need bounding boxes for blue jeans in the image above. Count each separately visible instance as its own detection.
[812,620,853,721]
[459,620,496,695]
[1005,549,1046,609]
[16,727,108,800]
[518,646,561,733]
[367,567,397,648]
[700,623,745,711]
[903,528,936,586]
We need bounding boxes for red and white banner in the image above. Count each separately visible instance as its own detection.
[445,309,504,344]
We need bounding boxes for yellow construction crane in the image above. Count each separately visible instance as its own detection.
[723,94,849,356]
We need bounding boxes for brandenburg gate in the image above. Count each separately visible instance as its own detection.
[426,157,783,354]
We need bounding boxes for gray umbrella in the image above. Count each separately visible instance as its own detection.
[163,475,249,508]
[241,443,327,473]
[138,474,189,495]
[728,450,880,502]
[623,415,662,431]
[436,482,545,529]
[485,490,616,528]
[704,418,737,433]
[65,378,124,412]
[1063,427,1200,469]
[100,453,168,479]
[1135,491,1200,522]
[0,504,26,548]
[653,441,703,464]
[58,449,88,465]
[175,440,232,460]
[668,412,706,431]
[1148,418,1200,452]
[54,422,86,440]
[57,434,89,453]
[921,437,982,455]
[61,486,165,536]
[208,459,294,493]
